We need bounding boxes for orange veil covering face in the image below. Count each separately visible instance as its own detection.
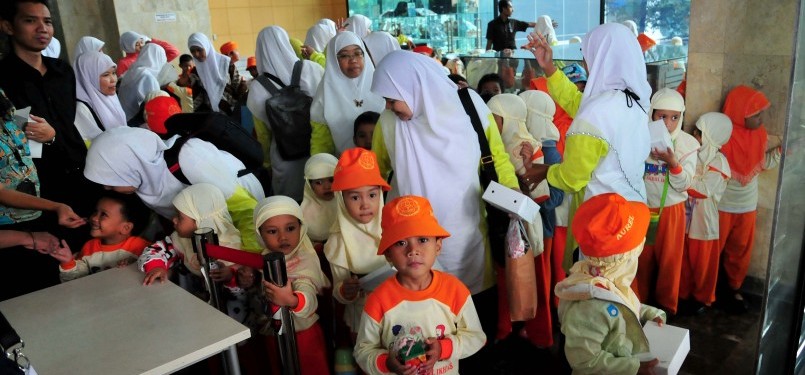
[719,85,770,185]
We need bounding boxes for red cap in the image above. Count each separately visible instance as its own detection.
[247,56,256,68]
[413,45,433,56]
[144,96,181,135]
[220,41,238,56]
[571,193,650,258]
[378,195,450,254]
[332,148,391,192]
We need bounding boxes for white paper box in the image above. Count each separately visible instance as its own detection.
[641,321,690,375]
[358,265,396,292]
[482,181,540,223]
[648,119,673,153]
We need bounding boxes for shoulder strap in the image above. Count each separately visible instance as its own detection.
[290,60,304,87]
[255,74,281,97]
[457,88,498,186]
[163,136,192,185]
[77,99,105,131]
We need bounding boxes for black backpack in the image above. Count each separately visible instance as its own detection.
[162,112,264,184]
[254,60,312,160]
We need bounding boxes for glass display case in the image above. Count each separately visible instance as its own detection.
[459,43,688,93]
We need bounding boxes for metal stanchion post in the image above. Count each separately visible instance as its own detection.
[264,252,301,375]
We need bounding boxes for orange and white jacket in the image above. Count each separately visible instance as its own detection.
[687,153,731,240]
[60,236,150,282]
[354,271,486,375]
[644,132,699,209]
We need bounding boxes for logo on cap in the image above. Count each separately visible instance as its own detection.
[396,197,420,216]
[358,152,375,169]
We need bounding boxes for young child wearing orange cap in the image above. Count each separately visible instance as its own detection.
[554,193,666,375]
[354,195,486,375]
[323,147,391,338]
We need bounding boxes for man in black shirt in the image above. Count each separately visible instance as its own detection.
[485,0,536,51]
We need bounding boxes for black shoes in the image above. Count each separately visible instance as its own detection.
[717,291,749,314]
[677,299,707,316]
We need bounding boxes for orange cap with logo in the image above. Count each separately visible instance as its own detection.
[378,195,450,254]
[144,96,181,135]
[571,193,650,258]
[220,41,238,56]
[332,148,391,192]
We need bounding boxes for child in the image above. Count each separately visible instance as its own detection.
[717,85,781,313]
[301,153,339,243]
[354,195,486,375]
[256,196,332,375]
[635,88,699,315]
[324,147,390,336]
[679,112,733,313]
[555,193,666,375]
[139,183,241,287]
[354,111,380,150]
[477,73,503,102]
[49,192,151,282]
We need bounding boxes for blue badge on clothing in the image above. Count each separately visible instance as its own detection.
[607,304,619,317]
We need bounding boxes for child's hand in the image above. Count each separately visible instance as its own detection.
[519,142,535,164]
[263,280,298,308]
[143,267,169,285]
[236,266,257,289]
[520,164,550,192]
[341,276,361,300]
[385,351,417,375]
[422,337,442,370]
[210,262,233,282]
[637,357,659,374]
[49,240,74,264]
[651,147,679,169]
[652,316,664,327]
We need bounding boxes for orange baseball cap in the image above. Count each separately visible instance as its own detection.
[571,193,650,258]
[144,96,181,135]
[332,148,391,192]
[247,56,256,69]
[637,33,656,53]
[378,195,450,254]
[220,41,238,55]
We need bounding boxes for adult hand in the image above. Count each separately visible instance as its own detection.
[55,203,87,228]
[520,164,550,191]
[336,17,348,32]
[25,114,56,143]
[24,232,60,254]
[524,32,556,77]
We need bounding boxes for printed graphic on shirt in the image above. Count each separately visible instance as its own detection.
[607,303,619,318]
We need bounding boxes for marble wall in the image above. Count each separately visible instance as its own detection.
[686,0,798,281]
[53,0,121,61]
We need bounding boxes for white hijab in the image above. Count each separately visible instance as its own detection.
[74,51,127,131]
[318,18,337,33]
[72,36,105,66]
[42,37,60,58]
[371,50,487,293]
[305,22,336,52]
[300,153,339,242]
[188,32,230,112]
[84,127,186,218]
[535,15,558,44]
[695,112,733,168]
[519,90,560,142]
[120,31,148,54]
[173,183,242,249]
[118,43,166,119]
[363,31,400,67]
[346,14,372,38]
[310,31,384,155]
[622,20,639,37]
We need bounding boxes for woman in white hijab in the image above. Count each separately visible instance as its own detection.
[247,26,324,201]
[188,32,241,115]
[72,36,104,66]
[73,51,127,142]
[345,14,372,38]
[310,31,384,156]
[84,127,265,251]
[304,22,336,53]
[362,31,400,67]
[117,43,168,121]
[535,15,558,45]
[370,50,519,300]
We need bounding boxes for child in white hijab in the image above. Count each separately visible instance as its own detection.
[300,153,338,243]
[73,51,127,143]
[255,196,331,375]
[117,43,169,121]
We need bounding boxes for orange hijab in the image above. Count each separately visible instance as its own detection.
[529,77,574,156]
[720,85,770,185]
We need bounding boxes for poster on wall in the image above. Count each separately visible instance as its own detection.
[155,12,177,23]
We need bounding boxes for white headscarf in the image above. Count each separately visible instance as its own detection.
[622,20,639,37]
[487,93,538,165]
[72,36,105,66]
[118,43,166,119]
[363,31,400,67]
[318,18,337,33]
[74,51,127,131]
[695,112,733,168]
[173,183,242,248]
[535,15,558,44]
[325,191,386,274]
[346,14,372,38]
[371,50,487,293]
[119,31,148,54]
[254,196,331,293]
[84,127,186,218]
[188,32,230,112]
[574,22,651,202]
[310,31,384,155]
[300,153,338,242]
[519,90,560,142]
[305,23,336,52]
[42,37,60,58]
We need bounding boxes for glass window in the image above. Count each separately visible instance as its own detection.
[604,0,691,43]
[506,0,601,47]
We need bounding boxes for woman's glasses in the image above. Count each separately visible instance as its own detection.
[337,50,364,62]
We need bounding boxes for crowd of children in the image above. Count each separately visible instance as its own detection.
[0,0,786,374]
